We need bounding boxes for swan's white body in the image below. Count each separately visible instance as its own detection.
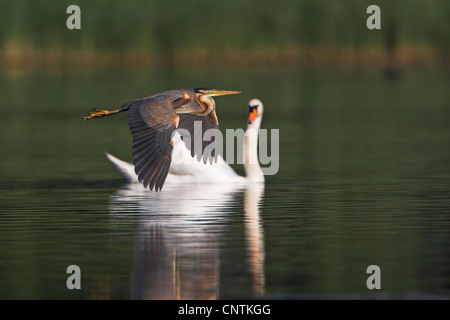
[106,99,264,186]
[106,138,245,184]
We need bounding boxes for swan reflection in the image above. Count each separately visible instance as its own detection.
[108,182,265,299]
[244,184,265,296]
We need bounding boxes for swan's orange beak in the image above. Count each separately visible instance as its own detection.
[248,108,258,124]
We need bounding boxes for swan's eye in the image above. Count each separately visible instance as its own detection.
[248,105,258,112]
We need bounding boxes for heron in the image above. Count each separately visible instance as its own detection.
[83,88,240,191]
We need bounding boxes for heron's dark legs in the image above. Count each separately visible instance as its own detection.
[83,108,126,121]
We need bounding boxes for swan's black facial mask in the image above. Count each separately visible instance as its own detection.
[248,105,258,124]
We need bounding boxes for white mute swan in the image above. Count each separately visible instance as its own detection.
[106,99,264,185]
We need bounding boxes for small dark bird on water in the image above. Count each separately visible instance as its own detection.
[83,88,240,191]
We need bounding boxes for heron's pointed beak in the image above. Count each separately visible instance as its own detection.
[207,90,241,97]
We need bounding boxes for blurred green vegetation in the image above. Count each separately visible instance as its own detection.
[0,0,448,68]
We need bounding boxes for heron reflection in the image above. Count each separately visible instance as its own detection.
[108,182,265,299]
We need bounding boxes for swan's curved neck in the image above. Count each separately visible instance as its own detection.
[244,117,264,182]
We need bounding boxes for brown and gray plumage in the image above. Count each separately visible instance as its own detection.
[83,88,240,191]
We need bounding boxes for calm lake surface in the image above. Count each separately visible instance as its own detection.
[0,67,449,299]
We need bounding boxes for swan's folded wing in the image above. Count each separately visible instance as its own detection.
[178,110,219,164]
[127,97,179,191]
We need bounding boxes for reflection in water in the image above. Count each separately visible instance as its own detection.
[109,183,265,299]
[244,185,265,296]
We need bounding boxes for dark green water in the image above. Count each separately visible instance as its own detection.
[0,68,449,299]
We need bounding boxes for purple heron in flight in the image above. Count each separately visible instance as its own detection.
[83,88,240,191]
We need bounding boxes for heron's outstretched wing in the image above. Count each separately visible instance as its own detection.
[127,96,180,191]
[178,110,219,164]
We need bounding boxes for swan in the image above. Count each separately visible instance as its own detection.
[106,99,264,185]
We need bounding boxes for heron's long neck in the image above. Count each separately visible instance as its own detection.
[197,95,215,115]
[244,117,264,182]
